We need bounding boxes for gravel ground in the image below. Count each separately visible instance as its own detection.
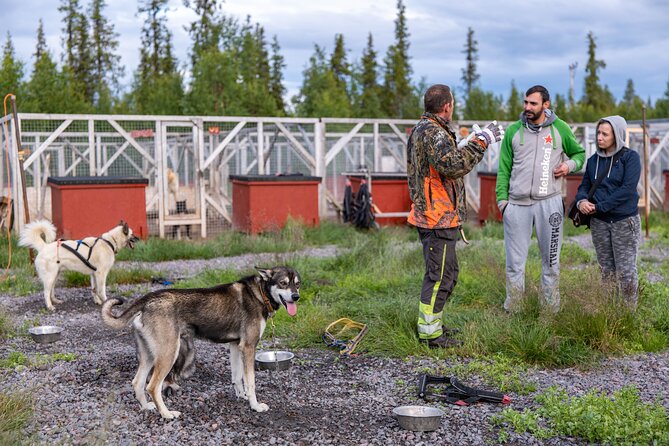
[1,241,668,445]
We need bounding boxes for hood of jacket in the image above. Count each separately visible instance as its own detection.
[520,108,557,132]
[596,115,627,158]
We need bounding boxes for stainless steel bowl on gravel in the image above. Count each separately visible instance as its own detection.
[393,405,444,431]
[28,326,63,343]
[255,350,294,371]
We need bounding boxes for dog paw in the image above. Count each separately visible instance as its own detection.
[52,297,63,304]
[93,296,103,305]
[162,410,181,420]
[251,403,269,412]
[142,402,157,411]
[163,384,181,397]
[234,386,248,400]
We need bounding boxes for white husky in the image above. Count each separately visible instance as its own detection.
[19,220,139,311]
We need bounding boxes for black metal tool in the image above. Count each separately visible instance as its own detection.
[418,374,511,406]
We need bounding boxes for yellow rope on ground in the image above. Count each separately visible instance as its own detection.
[323,318,369,356]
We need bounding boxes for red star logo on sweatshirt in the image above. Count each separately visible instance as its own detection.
[544,134,553,145]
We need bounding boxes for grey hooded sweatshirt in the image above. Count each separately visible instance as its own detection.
[496,110,586,205]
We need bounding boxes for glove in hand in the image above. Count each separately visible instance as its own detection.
[456,124,481,149]
[476,121,505,146]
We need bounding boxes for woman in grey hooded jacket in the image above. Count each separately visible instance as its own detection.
[575,115,642,308]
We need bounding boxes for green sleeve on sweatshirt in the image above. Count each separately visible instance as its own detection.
[495,121,521,202]
[554,119,586,171]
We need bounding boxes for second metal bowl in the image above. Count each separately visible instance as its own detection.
[255,350,294,371]
[393,405,444,431]
[28,326,63,343]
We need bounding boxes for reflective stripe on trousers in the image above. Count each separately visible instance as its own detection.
[417,228,459,340]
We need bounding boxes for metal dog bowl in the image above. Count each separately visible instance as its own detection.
[393,405,444,432]
[28,326,63,343]
[255,350,294,371]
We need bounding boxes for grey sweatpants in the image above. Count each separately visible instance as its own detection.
[590,215,641,308]
[503,195,564,311]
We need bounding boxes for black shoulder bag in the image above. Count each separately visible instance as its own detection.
[567,149,626,228]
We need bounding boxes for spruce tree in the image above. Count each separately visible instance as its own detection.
[330,34,350,89]
[268,35,286,115]
[354,33,382,118]
[382,0,419,118]
[461,27,480,97]
[132,0,184,114]
[615,78,644,120]
[581,31,615,118]
[505,80,522,121]
[652,78,669,118]
[186,14,241,116]
[59,0,93,103]
[24,22,88,113]
[237,20,276,116]
[292,44,351,117]
[0,33,25,102]
[463,87,502,120]
[89,0,123,112]
[183,0,223,66]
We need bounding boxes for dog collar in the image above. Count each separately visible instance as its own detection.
[258,284,275,316]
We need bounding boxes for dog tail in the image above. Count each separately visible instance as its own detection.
[18,220,57,252]
[101,297,143,330]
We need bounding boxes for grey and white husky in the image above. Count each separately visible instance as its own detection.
[101,266,301,419]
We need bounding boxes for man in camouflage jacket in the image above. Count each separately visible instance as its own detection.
[407,84,503,348]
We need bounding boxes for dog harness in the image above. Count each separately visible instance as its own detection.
[56,237,117,271]
[323,318,368,356]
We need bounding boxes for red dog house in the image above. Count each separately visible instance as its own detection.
[478,172,501,224]
[48,176,149,239]
[346,173,411,226]
[230,174,321,234]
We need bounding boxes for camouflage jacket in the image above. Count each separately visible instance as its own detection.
[406,113,486,229]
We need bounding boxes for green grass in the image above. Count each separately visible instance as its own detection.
[0,391,32,446]
[0,351,77,369]
[425,353,536,395]
[174,214,669,369]
[493,385,669,445]
[61,267,159,288]
[116,218,380,262]
[0,306,13,340]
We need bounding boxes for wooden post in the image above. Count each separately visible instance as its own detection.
[642,106,650,237]
[10,95,33,262]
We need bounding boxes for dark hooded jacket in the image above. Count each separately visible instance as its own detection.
[575,115,641,223]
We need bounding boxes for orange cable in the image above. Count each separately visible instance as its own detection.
[1,93,15,278]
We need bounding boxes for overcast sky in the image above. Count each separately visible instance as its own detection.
[2,0,669,109]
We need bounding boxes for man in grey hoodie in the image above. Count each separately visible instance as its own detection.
[496,85,586,312]
[575,116,641,308]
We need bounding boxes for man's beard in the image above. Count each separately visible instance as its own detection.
[525,110,541,122]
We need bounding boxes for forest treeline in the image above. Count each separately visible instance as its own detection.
[2,0,668,121]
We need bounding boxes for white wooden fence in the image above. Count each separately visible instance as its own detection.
[1,113,667,238]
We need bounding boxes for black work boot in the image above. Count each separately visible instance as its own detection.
[424,334,463,349]
[442,325,461,336]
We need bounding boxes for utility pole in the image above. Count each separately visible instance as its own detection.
[568,62,578,105]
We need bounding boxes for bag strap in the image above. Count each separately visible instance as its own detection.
[587,148,626,200]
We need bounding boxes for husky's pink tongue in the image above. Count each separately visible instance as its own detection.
[285,302,297,317]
